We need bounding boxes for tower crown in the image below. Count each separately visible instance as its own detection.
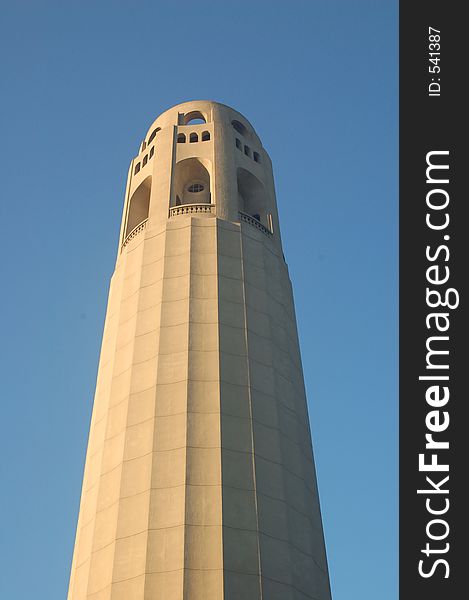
[119,101,280,254]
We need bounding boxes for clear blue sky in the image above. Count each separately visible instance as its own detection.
[0,2,397,598]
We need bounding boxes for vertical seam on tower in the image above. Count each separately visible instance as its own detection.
[215,219,224,598]
[142,228,166,594]
[239,225,264,600]
[181,218,192,600]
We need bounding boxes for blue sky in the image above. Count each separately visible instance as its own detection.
[0,1,397,598]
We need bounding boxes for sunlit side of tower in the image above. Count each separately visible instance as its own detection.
[67,101,331,600]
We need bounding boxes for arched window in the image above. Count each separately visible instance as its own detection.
[236,138,242,150]
[244,145,251,157]
[125,177,151,237]
[183,111,207,125]
[149,146,154,158]
[134,162,141,175]
[143,155,148,166]
[232,120,247,136]
[201,131,210,141]
[148,128,160,144]
[190,132,198,143]
[171,158,211,207]
[253,151,261,163]
[237,167,270,230]
[177,133,186,143]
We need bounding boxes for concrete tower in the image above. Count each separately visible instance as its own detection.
[67,101,331,600]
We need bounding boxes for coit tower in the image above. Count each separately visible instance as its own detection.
[67,101,332,600]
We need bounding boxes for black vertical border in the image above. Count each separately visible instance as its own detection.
[400,3,467,599]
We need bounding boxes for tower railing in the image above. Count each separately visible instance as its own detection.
[121,218,148,249]
[238,211,273,237]
[169,203,215,217]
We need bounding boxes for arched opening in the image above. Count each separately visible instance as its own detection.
[149,146,154,158]
[143,155,148,166]
[232,120,247,136]
[148,127,160,144]
[177,133,186,143]
[201,131,210,141]
[189,132,198,143]
[134,162,141,175]
[125,176,151,237]
[237,168,270,229]
[183,111,207,125]
[253,151,261,163]
[172,158,211,207]
[244,145,251,157]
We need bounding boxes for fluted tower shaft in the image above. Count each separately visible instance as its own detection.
[67,101,331,600]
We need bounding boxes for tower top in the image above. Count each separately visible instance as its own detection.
[119,98,281,257]
[141,100,263,151]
